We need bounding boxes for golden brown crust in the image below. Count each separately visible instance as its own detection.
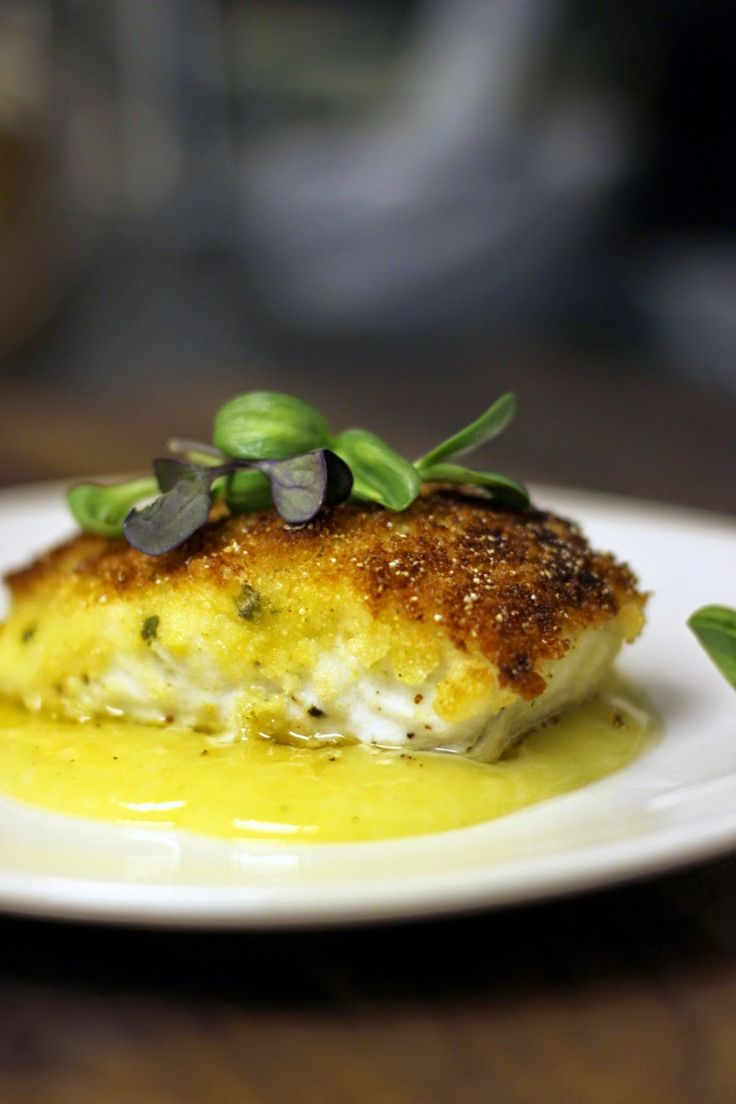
[6,490,644,700]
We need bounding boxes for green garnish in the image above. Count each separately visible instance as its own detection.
[67,390,527,556]
[234,584,262,621]
[224,468,272,514]
[141,615,160,643]
[126,462,215,556]
[331,428,421,511]
[68,477,159,537]
[688,606,736,690]
[214,392,330,460]
[414,392,516,471]
[413,462,529,510]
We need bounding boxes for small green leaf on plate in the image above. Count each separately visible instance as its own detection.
[688,605,736,690]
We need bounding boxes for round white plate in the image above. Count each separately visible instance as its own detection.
[0,482,734,929]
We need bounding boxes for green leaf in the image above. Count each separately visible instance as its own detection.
[67,478,158,537]
[167,438,225,466]
[225,468,273,514]
[214,391,331,461]
[688,605,736,690]
[332,428,421,511]
[418,462,529,510]
[415,393,517,472]
[124,468,214,555]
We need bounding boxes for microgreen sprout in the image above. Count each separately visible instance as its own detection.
[67,389,528,555]
[688,606,736,690]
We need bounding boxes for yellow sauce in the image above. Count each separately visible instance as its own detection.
[0,685,652,842]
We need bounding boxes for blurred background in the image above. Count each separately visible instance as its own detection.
[0,0,734,510]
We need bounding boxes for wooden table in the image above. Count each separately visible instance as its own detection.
[1,352,735,1103]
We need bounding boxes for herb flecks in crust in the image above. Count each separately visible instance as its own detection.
[141,615,159,643]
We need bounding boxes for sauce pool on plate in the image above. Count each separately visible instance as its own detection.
[0,680,653,842]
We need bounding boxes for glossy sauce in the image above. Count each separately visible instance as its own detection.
[0,684,652,842]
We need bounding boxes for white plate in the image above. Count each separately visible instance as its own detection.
[0,482,734,929]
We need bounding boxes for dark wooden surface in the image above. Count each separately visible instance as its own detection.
[1,354,735,1103]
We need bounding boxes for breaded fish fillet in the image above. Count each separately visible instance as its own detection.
[0,490,645,760]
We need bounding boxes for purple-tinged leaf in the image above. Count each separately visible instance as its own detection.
[256,449,352,524]
[154,457,199,493]
[124,468,214,555]
[323,449,355,506]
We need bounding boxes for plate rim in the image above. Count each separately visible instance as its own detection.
[1,808,736,929]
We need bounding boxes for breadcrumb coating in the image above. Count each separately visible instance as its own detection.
[6,489,644,702]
